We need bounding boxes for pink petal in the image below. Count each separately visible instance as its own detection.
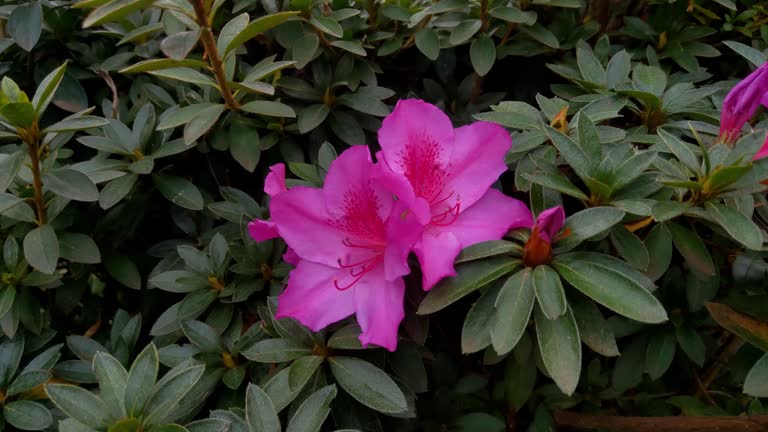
[372,159,431,225]
[754,133,768,160]
[283,247,300,266]
[435,189,533,247]
[383,201,424,281]
[378,100,455,201]
[323,146,391,242]
[535,206,566,243]
[414,231,461,291]
[276,260,356,331]
[248,219,279,242]
[720,63,768,142]
[353,268,406,351]
[270,186,347,267]
[264,163,287,197]
[444,121,512,209]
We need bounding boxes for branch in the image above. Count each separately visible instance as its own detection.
[191,0,240,111]
[554,411,768,432]
[19,127,46,225]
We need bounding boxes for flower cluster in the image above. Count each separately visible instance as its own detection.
[719,61,768,158]
[248,100,533,350]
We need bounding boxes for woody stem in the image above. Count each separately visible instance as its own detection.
[191,0,240,111]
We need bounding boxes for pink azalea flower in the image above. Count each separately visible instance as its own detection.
[248,163,287,242]
[720,62,768,145]
[375,99,531,290]
[254,146,422,351]
[520,206,565,267]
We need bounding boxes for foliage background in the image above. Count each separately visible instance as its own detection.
[1,0,768,430]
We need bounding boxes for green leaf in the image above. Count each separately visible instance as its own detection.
[330,40,366,56]
[645,329,675,380]
[552,253,667,323]
[576,44,605,84]
[418,257,519,314]
[456,240,517,264]
[658,129,699,173]
[489,7,537,25]
[1,102,35,128]
[667,222,716,277]
[246,383,280,432]
[555,207,625,252]
[225,12,301,55]
[3,401,52,431]
[241,101,296,118]
[570,295,618,356]
[705,302,768,352]
[0,288,16,319]
[83,0,155,28]
[723,41,767,68]
[605,50,630,89]
[491,269,535,355]
[293,34,320,69]
[32,63,67,115]
[651,201,691,222]
[609,225,649,271]
[336,94,389,117]
[285,385,336,432]
[104,255,141,290]
[706,202,762,250]
[310,15,343,37]
[93,352,128,420]
[0,151,24,193]
[415,29,440,61]
[23,225,59,274]
[327,325,364,350]
[120,59,208,74]
[744,353,768,397]
[241,338,312,363]
[153,175,204,211]
[58,233,101,264]
[533,265,566,319]
[184,104,226,144]
[298,104,330,134]
[7,370,49,397]
[42,116,110,133]
[543,126,591,181]
[143,363,205,424]
[470,36,495,77]
[124,344,159,417]
[329,356,407,414]
[7,2,43,52]
[229,123,261,172]
[632,65,666,97]
[535,305,581,396]
[449,20,482,45]
[675,325,705,367]
[160,30,201,61]
[148,68,217,88]
[44,169,99,202]
[46,384,109,428]
[100,173,138,210]
[181,320,224,353]
[288,356,324,391]
[0,335,23,389]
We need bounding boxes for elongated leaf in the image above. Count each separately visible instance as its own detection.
[535,305,581,396]
[706,202,763,250]
[490,269,535,355]
[83,0,155,28]
[246,383,280,432]
[23,225,59,274]
[418,258,519,314]
[4,400,52,431]
[555,207,625,252]
[744,353,768,397]
[706,302,768,352]
[667,222,716,277]
[225,12,301,55]
[553,253,667,323]
[285,385,336,432]
[44,169,99,202]
[533,265,567,319]
[46,384,109,428]
[329,356,406,414]
[125,344,159,417]
[93,352,128,420]
[153,175,204,210]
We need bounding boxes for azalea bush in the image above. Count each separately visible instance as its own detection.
[3,0,768,430]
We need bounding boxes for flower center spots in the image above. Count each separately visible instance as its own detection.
[332,185,386,241]
[398,134,448,201]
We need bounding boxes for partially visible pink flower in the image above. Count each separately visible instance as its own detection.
[522,206,566,267]
[376,99,531,290]
[248,163,287,242]
[755,133,768,160]
[720,62,768,144]
[260,146,422,351]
